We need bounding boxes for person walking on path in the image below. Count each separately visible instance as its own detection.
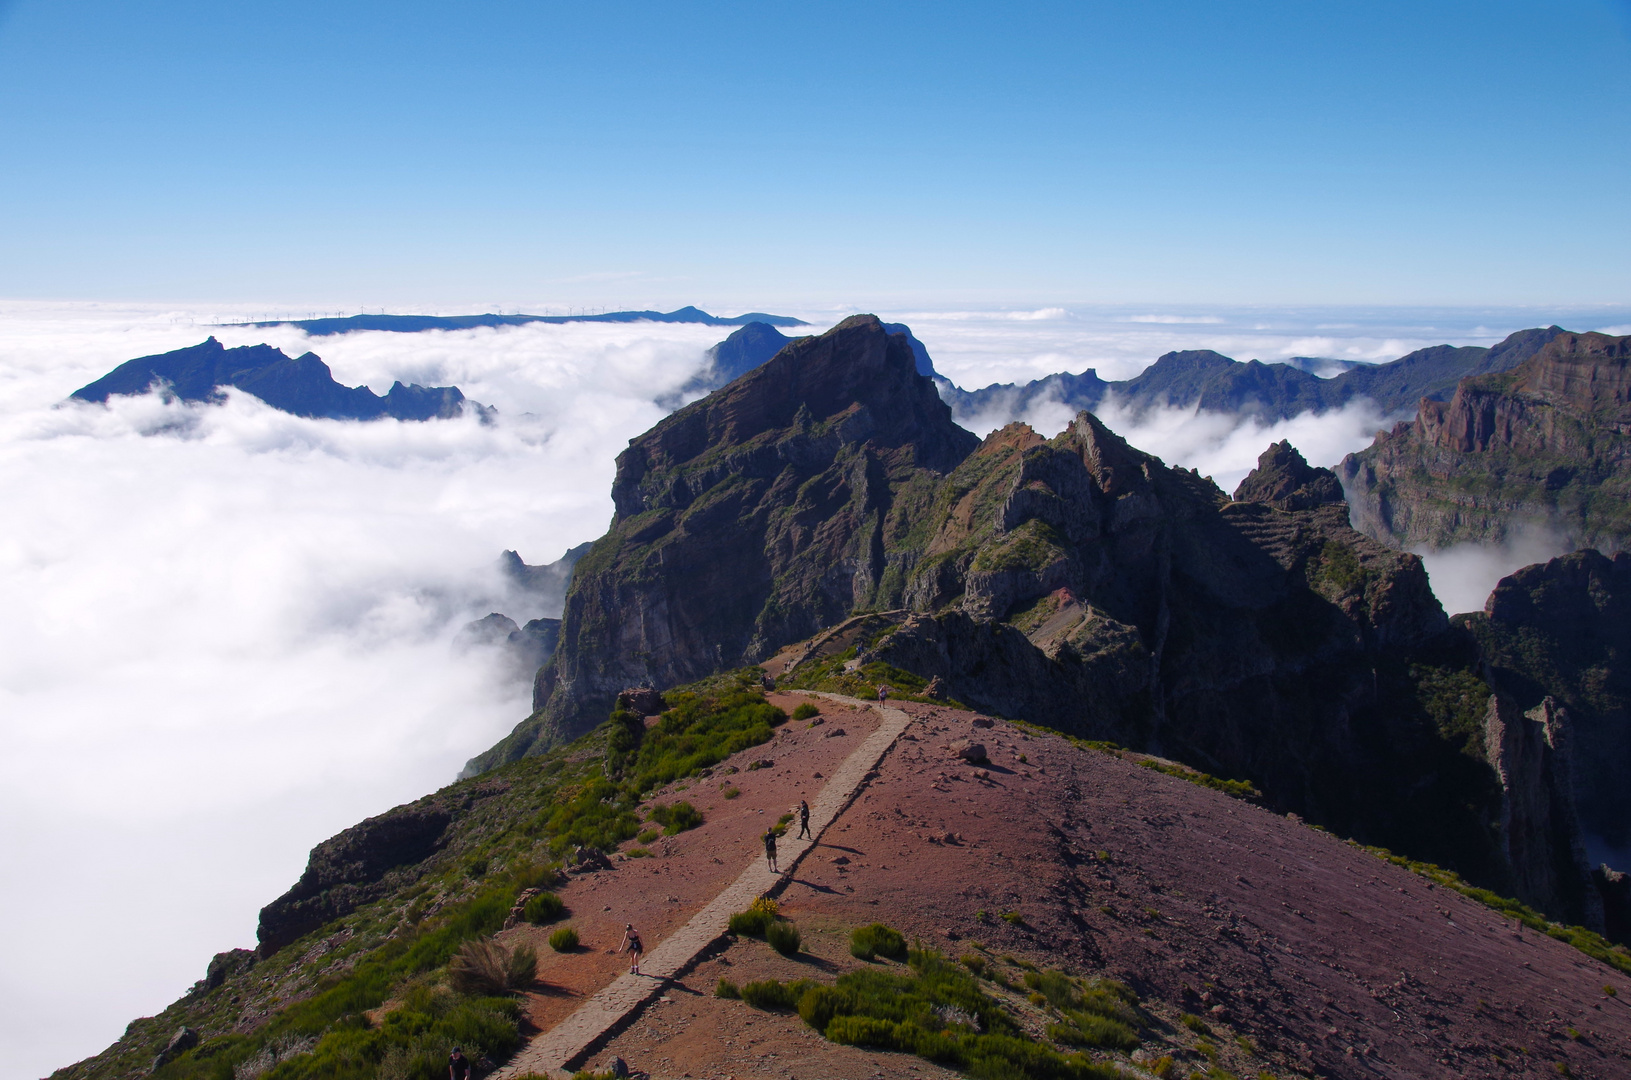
[877,685,890,703]
[449,1047,472,1080]
[620,924,644,976]
[763,829,779,872]
[796,799,811,840]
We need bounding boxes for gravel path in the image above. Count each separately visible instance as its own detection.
[491,695,910,1080]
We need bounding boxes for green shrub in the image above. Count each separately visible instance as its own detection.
[1051,1010,1137,1051]
[1180,1012,1212,1035]
[636,828,659,843]
[522,892,565,925]
[722,786,740,799]
[999,910,1025,925]
[792,702,821,721]
[715,978,740,999]
[648,800,703,835]
[767,919,801,956]
[740,978,812,1010]
[849,923,907,961]
[548,926,579,952]
[465,857,489,879]
[447,940,536,996]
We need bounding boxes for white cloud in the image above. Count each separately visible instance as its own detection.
[1414,528,1572,618]
[0,305,719,1079]
[1123,314,1224,324]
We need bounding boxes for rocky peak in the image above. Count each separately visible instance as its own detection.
[611,315,973,521]
[1232,440,1344,510]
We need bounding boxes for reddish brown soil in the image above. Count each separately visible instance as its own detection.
[497,695,882,1037]
[518,697,1631,1080]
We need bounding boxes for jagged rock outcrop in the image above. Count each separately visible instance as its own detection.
[469,315,979,768]
[1231,440,1344,510]
[940,326,1564,426]
[70,338,492,422]
[1342,331,1631,552]
[256,803,455,955]
[456,613,561,678]
[1461,549,1631,928]
[502,544,591,620]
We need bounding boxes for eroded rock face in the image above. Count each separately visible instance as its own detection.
[471,315,979,766]
[257,804,454,955]
[1232,440,1344,511]
[1342,332,1631,553]
[1462,549,1631,925]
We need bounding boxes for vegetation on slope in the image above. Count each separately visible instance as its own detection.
[64,672,785,1080]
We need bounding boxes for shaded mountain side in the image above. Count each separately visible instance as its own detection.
[940,325,1565,425]
[500,543,592,621]
[1460,550,1631,929]
[243,306,808,335]
[1341,331,1631,552]
[467,315,979,771]
[71,337,490,422]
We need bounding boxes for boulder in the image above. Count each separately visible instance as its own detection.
[150,1027,198,1074]
[955,741,988,763]
[616,687,666,715]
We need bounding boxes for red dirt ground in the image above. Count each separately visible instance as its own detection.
[517,696,1631,1080]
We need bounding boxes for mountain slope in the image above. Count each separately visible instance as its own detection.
[71,338,489,422]
[1341,331,1631,552]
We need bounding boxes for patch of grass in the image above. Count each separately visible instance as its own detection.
[1000,910,1025,926]
[1363,845,1631,976]
[741,978,815,1010]
[648,800,703,835]
[548,926,579,952]
[715,978,741,999]
[850,923,908,961]
[1180,1013,1212,1035]
[1138,759,1260,800]
[1194,1037,1219,1061]
[448,940,536,996]
[767,919,802,956]
[1149,1056,1175,1078]
[636,828,659,843]
[722,785,741,799]
[788,947,1122,1079]
[521,892,565,925]
[626,847,652,858]
[792,702,821,721]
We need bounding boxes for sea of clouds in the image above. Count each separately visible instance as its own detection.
[3,300,1625,1078]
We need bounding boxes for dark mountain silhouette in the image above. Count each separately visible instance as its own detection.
[243,305,808,336]
[941,326,1567,424]
[71,337,491,422]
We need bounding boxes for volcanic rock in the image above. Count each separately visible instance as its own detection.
[1231,440,1344,510]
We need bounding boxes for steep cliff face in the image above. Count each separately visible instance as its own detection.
[470,316,978,767]
[1342,332,1631,551]
[1461,550,1631,928]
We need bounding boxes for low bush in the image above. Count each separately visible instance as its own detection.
[722,786,741,799]
[792,702,821,721]
[447,940,536,995]
[1180,1012,1212,1035]
[729,897,779,937]
[522,892,565,925]
[715,978,740,999]
[636,828,659,843]
[740,978,813,1010]
[548,926,579,952]
[849,923,907,961]
[766,919,801,956]
[648,800,703,835]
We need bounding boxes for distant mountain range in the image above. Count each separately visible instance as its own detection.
[240,305,808,336]
[937,326,1566,424]
[71,337,491,422]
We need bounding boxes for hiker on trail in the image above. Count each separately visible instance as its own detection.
[764,829,779,872]
[877,685,889,703]
[620,924,644,976]
[797,799,812,839]
[448,1047,471,1080]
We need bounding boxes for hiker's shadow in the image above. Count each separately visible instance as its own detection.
[788,878,841,895]
[788,952,841,974]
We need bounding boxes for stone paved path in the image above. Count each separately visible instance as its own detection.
[491,695,911,1080]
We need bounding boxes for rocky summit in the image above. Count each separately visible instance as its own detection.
[1342,330,1631,552]
[470,315,978,769]
[71,337,490,422]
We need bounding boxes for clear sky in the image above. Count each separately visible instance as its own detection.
[0,0,1628,309]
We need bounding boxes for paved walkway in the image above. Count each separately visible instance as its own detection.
[491,695,911,1080]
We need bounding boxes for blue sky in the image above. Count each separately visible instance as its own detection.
[0,0,1628,308]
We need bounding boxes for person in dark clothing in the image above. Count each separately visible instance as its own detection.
[764,829,778,872]
[449,1047,471,1080]
[620,924,643,975]
[796,799,811,839]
